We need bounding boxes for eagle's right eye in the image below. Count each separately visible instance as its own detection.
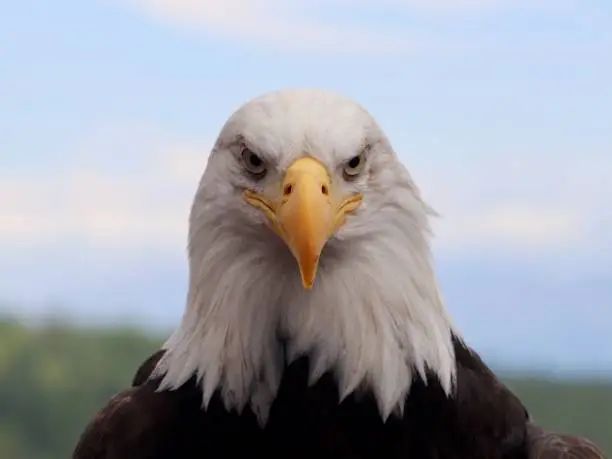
[241,147,267,178]
[343,152,366,180]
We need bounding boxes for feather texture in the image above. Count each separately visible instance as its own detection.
[526,424,607,459]
[74,338,529,459]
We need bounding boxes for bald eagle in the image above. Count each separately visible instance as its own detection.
[73,89,607,459]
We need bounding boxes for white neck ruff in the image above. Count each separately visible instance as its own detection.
[154,186,457,426]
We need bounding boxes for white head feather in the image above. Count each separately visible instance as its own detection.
[153,88,458,426]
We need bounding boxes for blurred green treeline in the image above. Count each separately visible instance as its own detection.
[0,317,610,459]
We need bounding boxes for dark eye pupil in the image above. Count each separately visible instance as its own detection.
[249,153,262,167]
[348,156,361,169]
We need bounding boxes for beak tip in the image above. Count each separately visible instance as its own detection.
[298,256,320,290]
[300,272,316,290]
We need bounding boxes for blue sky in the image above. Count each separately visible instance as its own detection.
[1,1,611,374]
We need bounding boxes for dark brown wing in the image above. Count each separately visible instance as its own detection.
[72,387,140,459]
[447,337,609,459]
[131,349,166,386]
[72,381,196,459]
[73,351,172,459]
[72,350,261,459]
[527,423,608,459]
[452,335,531,455]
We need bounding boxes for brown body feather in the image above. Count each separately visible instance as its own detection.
[73,338,607,459]
[526,424,607,459]
[73,335,589,459]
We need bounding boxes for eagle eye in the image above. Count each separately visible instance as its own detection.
[241,146,267,178]
[343,152,366,180]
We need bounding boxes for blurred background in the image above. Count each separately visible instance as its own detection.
[1,1,611,458]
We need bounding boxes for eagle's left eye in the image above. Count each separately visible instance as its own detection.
[343,152,366,180]
[241,146,267,178]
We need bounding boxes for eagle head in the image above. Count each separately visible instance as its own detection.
[154,88,457,425]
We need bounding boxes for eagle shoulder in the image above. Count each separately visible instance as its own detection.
[72,387,142,459]
[131,349,166,386]
[526,424,608,459]
[452,338,608,459]
[73,350,172,459]
[452,337,530,454]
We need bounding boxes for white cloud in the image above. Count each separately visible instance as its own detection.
[121,0,552,53]
[2,123,610,258]
[410,151,612,256]
[312,0,537,13]
[0,125,208,250]
[122,0,418,53]
[432,204,582,253]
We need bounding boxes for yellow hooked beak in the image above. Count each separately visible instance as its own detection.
[244,157,363,289]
